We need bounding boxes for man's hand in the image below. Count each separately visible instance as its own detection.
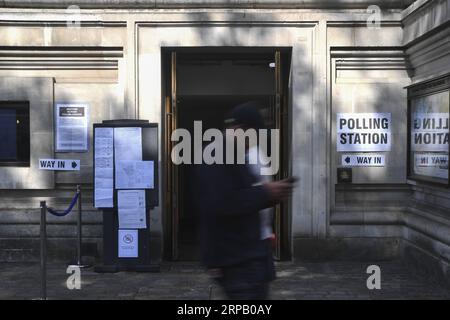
[263,178,295,203]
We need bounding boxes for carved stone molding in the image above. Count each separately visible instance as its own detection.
[0,0,415,10]
[0,46,123,70]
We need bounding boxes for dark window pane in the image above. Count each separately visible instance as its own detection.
[0,102,30,166]
[0,108,18,160]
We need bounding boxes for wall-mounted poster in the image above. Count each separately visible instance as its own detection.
[55,103,89,152]
[337,113,391,152]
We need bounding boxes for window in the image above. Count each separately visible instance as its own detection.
[408,76,450,186]
[0,102,30,167]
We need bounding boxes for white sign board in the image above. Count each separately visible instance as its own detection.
[337,113,391,152]
[118,190,147,229]
[411,113,449,152]
[94,127,114,208]
[55,103,89,152]
[118,229,138,258]
[341,154,385,167]
[39,159,80,171]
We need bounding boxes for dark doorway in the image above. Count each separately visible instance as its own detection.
[163,47,292,261]
[177,95,275,260]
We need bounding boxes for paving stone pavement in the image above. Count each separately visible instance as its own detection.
[0,260,449,300]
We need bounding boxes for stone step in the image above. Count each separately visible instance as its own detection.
[0,238,101,262]
[0,224,103,238]
[0,208,102,224]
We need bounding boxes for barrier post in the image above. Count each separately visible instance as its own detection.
[76,185,82,266]
[40,201,47,300]
[72,185,90,268]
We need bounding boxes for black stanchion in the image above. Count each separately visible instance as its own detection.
[77,185,82,265]
[69,185,90,268]
[40,200,47,300]
[38,186,90,300]
[93,120,159,273]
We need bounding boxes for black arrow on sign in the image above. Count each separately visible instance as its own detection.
[71,161,78,169]
[345,156,351,164]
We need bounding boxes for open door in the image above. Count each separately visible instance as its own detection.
[165,51,179,260]
[273,51,282,260]
[273,50,290,260]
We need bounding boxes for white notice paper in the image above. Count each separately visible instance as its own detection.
[114,127,142,163]
[114,127,143,189]
[94,127,114,208]
[95,188,113,208]
[118,190,147,229]
[118,229,138,258]
[116,160,154,189]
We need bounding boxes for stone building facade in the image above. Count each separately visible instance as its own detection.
[0,0,449,285]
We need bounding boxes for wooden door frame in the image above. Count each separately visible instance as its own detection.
[162,50,179,260]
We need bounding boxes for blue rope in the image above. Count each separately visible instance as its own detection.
[46,192,80,217]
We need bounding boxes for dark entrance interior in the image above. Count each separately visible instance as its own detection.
[163,48,292,261]
[177,95,274,260]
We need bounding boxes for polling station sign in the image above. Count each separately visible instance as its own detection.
[411,113,449,152]
[337,113,391,152]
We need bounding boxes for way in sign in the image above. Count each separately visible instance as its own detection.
[356,156,382,164]
[39,159,80,171]
[342,154,385,167]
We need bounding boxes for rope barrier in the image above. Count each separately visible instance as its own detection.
[46,191,80,217]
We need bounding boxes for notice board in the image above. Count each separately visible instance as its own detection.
[93,119,159,272]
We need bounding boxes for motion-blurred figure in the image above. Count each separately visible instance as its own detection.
[195,101,294,300]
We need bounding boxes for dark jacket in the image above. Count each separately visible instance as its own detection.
[195,160,272,268]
